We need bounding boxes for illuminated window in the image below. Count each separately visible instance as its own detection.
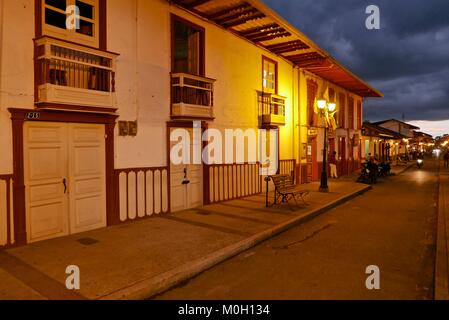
[43,0,99,47]
[262,57,277,94]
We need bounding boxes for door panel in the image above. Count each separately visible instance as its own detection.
[68,124,106,234]
[24,123,69,242]
[188,164,202,208]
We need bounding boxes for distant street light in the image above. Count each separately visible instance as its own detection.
[316,98,338,192]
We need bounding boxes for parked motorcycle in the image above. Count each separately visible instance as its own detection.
[357,163,371,184]
[378,162,391,177]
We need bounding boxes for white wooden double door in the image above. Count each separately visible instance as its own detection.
[24,122,106,243]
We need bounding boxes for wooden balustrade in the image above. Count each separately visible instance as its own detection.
[279,159,296,180]
[0,175,13,247]
[35,36,118,108]
[206,162,264,204]
[258,92,286,126]
[171,73,216,119]
[115,167,169,222]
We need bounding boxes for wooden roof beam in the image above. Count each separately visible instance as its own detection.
[239,23,279,36]
[265,40,309,54]
[207,3,251,20]
[249,31,291,43]
[215,8,260,25]
[245,26,285,40]
[223,12,266,28]
[184,0,211,8]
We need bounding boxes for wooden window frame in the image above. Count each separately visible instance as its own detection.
[357,100,362,130]
[338,92,346,128]
[171,14,206,77]
[306,79,318,127]
[36,0,107,50]
[348,96,355,130]
[262,56,278,94]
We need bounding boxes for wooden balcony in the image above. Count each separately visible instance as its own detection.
[35,36,118,111]
[259,92,286,126]
[171,73,216,119]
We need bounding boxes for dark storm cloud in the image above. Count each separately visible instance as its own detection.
[264,0,449,122]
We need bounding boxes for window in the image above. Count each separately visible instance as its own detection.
[338,93,346,128]
[357,100,362,129]
[43,0,99,47]
[262,57,277,94]
[172,16,205,76]
[307,79,318,127]
[348,96,354,129]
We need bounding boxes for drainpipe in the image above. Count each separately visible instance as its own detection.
[134,0,140,121]
[297,68,302,183]
[291,66,295,162]
[0,0,4,108]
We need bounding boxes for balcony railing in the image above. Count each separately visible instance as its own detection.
[259,92,286,126]
[171,73,216,119]
[35,36,118,109]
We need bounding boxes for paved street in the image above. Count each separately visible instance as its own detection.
[156,160,440,300]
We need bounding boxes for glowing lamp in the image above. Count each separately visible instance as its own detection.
[328,103,336,112]
[317,99,327,110]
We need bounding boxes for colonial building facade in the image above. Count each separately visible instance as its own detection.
[0,0,381,247]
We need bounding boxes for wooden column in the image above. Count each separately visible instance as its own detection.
[11,116,27,245]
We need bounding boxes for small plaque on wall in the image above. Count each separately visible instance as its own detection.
[118,121,129,136]
[302,143,307,159]
[128,121,138,136]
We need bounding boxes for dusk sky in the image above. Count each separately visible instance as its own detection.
[264,0,449,137]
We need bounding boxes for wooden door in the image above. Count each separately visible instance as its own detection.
[170,128,203,212]
[24,122,69,242]
[68,124,106,234]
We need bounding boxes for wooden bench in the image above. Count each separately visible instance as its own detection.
[268,174,309,208]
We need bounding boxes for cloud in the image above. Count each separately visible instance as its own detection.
[264,0,449,124]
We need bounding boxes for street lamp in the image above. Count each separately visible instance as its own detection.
[316,99,337,193]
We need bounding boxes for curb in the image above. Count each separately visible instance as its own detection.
[435,163,449,300]
[99,184,372,300]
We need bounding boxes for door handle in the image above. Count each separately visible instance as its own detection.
[182,168,190,185]
[62,178,67,194]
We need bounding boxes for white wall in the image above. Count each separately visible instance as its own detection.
[0,0,35,174]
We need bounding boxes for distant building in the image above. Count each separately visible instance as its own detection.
[362,122,406,162]
[373,119,420,139]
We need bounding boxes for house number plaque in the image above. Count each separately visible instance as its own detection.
[25,112,41,120]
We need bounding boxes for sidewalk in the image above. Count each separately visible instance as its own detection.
[0,178,371,300]
[435,162,449,300]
